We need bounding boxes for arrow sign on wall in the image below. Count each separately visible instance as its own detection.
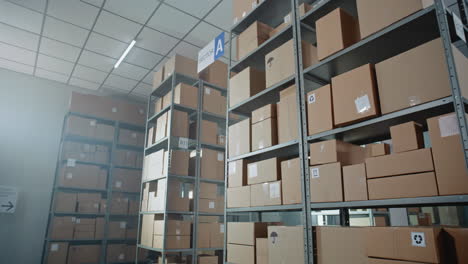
[0,186,18,214]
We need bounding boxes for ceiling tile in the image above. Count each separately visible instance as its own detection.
[35,68,68,83]
[169,41,199,60]
[94,11,140,43]
[113,62,148,81]
[185,21,224,47]
[37,54,74,75]
[43,16,89,47]
[205,0,232,31]
[10,0,47,12]
[81,0,104,7]
[104,74,138,91]
[0,1,43,33]
[148,4,198,39]
[78,50,116,72]
[101,85,129,96]
[72,64,107,83]
[47,0,99,29]
[133,83,152,96]
[0,57,34,75]
[0,42,36,65]
[39,37,81,62]
[69,77,100,90]
[164,0,219,19]
[125,47,162,69]
[0,23,39,51]
[85,32,127,58]
[142,71,155,85]
[104,0,161,24]
[137,27,179,54]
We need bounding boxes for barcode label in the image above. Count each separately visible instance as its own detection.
[178,137,189,149]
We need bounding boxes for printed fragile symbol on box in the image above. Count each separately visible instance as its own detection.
[411,232,426,247]
[308,93,316,104]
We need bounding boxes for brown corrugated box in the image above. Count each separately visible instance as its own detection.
[277,85,299,143]
[169,110,189,138]
[200,120,218,145]
[227,244,255,264]
[153,67,164,90]
[309,139,366,166]
[228,118,251,157]
[114,149,138,168]
[228,159,247,188]
[268,226,305,264]
[316,8,360,60]
[46,242,68,264]
[302,41,319,69]
[54,192,77,212]
[367,227,441,263]
[316,227,367,264]
[427,113,468,195]
[108,221,127,239]
[164,54,197,79]
[74,217,95,239]
[198,223,211,248]
[252,117,277,151]
[141,214,156,247]
[106,244,127,263]
[65,115,96,138]
[331,63,380,126]
[95,123,115,141]
[256,238,268,264]
[95,217,104,239]
[368,143,390,157]
[153,235,191,249]
[376,38,451,114]
[109,195,129,215]
[77,193,101,214]
[199,182,218,199]
[227,186,251,208]
[174,83,198,109]
[343,163,368,201]
[167,150,189,176]
[227,222,268,245]
[67,245,100,264]
[153,220,191,236]
[265,40,295,88]
[250,181,282,206]
[238,21,273,60]
[357,0,423,38]
[232,0,258,24]
[281,158,302,204]
[199,196,224,213]
[143,149,165,181]
[200,148,224,181]
[198,255,218,264]
[390,121,424,153]
[229,67,265,107]
[210,222,224,248]
[252,104,276,124]
[365,148,434,178]
[112,168,141,193]
[307,84,334,135]
[310,162,343,203]
[162,91,172,109]
[59,164,107,190]
[247,157,279,185]
[368,172,438,200]
[147,126,155,147]
[61,142,109,164]
[442,228,468,264]
[199,60,228,88]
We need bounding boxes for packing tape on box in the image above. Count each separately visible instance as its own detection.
[209,201,215,209]
[411,232,427,247]
[354,94,371,114]
[248,164,258,178]
[217,152,224,161]
[308,93,316,104]
[228,162,236,175]
[439,114,460,137]
[310,167,320,179]
[408,96,421,106]
[270,182,280,198]
[220,224,225,233]
[50,243,59,251]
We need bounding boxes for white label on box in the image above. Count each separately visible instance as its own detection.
[176,229,180,235]
[284,14,291,24]
[233,17,238,24]
[439,114,460,137]
[131,132,137,138]
[355,95,371,114]
[66,173,73,179]
[209,201,215,209]
[252,1,257,9]
[205,87,211,95]
[310,167,320,179]
[411,232,426,247]
[229,162,236,175]
[93,203,99,208]
[242,11,246,17]
[308,93,316,104]
[178,137,189,149]
[270,182,280,198]
[258,140,264,149]
[115,181,122,188]
[408,96,421,106]
[248,164,258,178]
[51,243,59,251]
[217,152,224,161]
[76,218,81,224]
[67,159,76,167]
[220,224,225,233]
[112,107,117,113]
[120,222,126,228]
[71,217,76,222]
[90,120,96,126]
[118,254,124,260]
[139,108,144,114]
[453,14,466,42]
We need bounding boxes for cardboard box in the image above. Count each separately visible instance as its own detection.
[307,84,333,135]
[143,149,165,181]
[164,54,197,79]
[46,242,68,264]
[67,245,100,264]
[368,259,422,264]
[390,121,424,153]
[108,221,127,239]
[228,159,247,188]
[199,60,228,88]
[265,40,295,88]
[252,104,276,124]
[110,196,129,215]
[200,148,224,181]
[343,163,368,201]
[210,222,224,248]
[252,118,277,151]
[153,220,191,236]
[368,172,438,200]
[153,235,191,249]
[302,41,319,69]
[428,113,468,195]
[277,85,298,144]
[331,63,379,126]
[198,256,218,264]
[65,115,96,138]
[173,83,198,109]
[169,110,189,138]
[316,8,360,60]
[54,192,77,212]
[197,223,211,248]
[199,197,224,213]
[95,217,104,239]
[227,186,251,208]
[114,149,138,168]
[316,227,367,264]
[228,118,250,157]
[153,67,164,90]
[232,0,258,24]
[365,148,434,178]
[357,0,423,39]
[154,97,162,114]
[442,228,468,264]
[227,222,268,245]
[203,86,226,116]
[269,22,289,38]
[167,150,189,176]
[147,126,155,147]
[281,158,302,204]
[201,120,218,145]
[309,162,343,203]
[113,168,141,193]
[376,38,451,114]
[199,182,218,199]
[368,143,390,157]
[250,181,282,206]
[162,91,172,110]
[268,226,305,264]
[229,67,265,107]
[238,21,273,59]
[367,227,441,263]
[50,217,75,240]
[95,123,115,141]
[309,139,366,166]
[107,244,127,263]
[256,238,268,264]
[247,157,279,185]
[227,244,255,264]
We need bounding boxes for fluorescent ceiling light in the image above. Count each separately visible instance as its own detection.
[114,40,136,68]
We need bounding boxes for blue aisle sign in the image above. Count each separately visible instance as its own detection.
[197,32,225,73]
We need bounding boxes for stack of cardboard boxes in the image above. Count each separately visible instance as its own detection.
[112,168,141,193]
[65,115,115,142]
[49,216,104,240]
[114,149,143,169]
[141,216,192,249]
[118,128,145,147]
[61,142,109,164]
[58,163,107,190]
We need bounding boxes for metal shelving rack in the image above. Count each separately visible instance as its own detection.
[137,72,227,264]
[225,0,468,263]
[41,111,144,264]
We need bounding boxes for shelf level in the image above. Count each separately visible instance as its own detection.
[226,204,303,213]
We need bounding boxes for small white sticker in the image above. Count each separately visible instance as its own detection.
[71,217,76,222]
[411,232,426,247]
[258,140,264,149]
[308,93,316,104]
[355,95,371,114]
[252,1,257,9]
[453,14,466,42]
[176,229,180,235]
[66,172,73,179]
[120,222,126,228]
[76,218,81,224]
[242,11,246,17]
[118,254,125,260]
[217,152,224,161]
[233,17,238,24]
[284,14,291,24]
[270,182,280,198]
[131,132,137,138]
[67,159,76,167]
[439,114,460,137]
[112,107,117,113]
[89,120,96,126]
[115,181,122,188]
[139,108,144,114]
[310,167,320,179]
[93,203,99,208]
[51,243,59,251]
[178,137,189,149]
[229,162,236,175]
[248,164,258,178]
[205,87,211,95]
[209,201,215,209]
[220,224,225,233]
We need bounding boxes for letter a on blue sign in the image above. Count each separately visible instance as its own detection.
[214,32,224,60]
